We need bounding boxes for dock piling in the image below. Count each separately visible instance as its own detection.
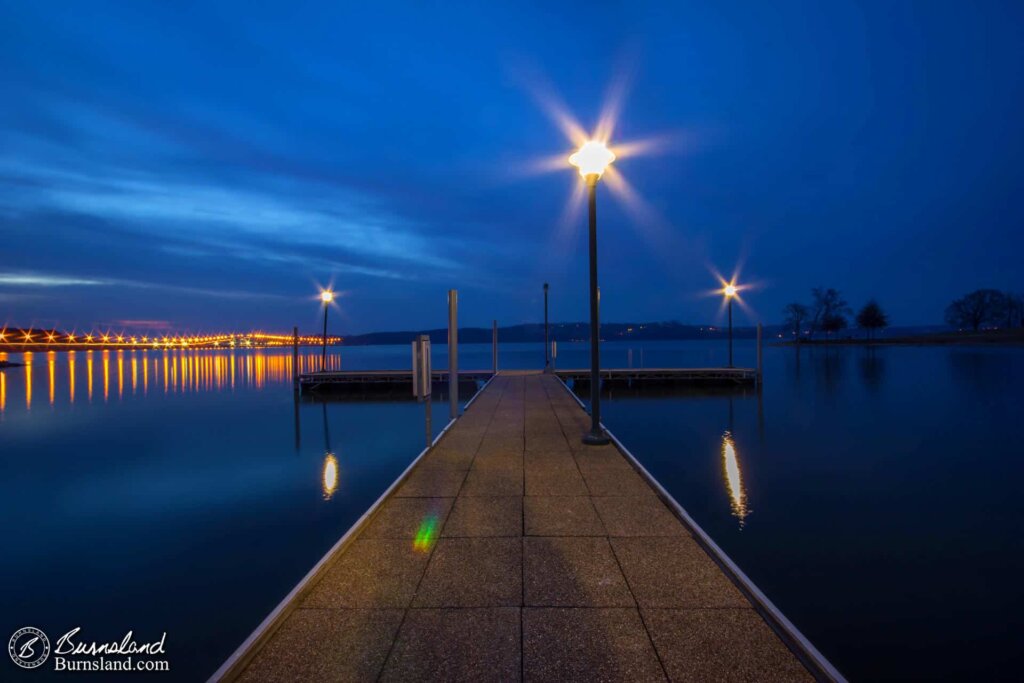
[412,335,431,400]
[448,290,458,418]
[543,283,551,373]
[292,326,299,390]
[757,322,764,387]
[492,319,498,374]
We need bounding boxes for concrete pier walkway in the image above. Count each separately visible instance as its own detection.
[224,373,822,682]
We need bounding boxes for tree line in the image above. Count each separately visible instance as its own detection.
[782,287,1024,342]
[783,288,888,341]
[944,289,1024,331]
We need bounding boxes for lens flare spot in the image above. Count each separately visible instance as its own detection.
[413,515,439,552]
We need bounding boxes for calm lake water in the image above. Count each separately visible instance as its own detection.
[2,340,1022,681]
[573,340,1024,682]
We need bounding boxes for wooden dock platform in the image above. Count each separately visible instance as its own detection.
[216,372,839,682]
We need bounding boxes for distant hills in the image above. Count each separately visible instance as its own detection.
[339,321,779,346]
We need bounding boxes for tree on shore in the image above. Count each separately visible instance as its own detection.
[1004,292,1024,329]
[944,289,1007,331]
[855,300,889,341]
[809,288,851,341]
[783,303,809,341]
[821,312,848,338]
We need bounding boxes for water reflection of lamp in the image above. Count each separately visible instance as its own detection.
[721,431,749,528]
[320,401,338,499]
[322,453,338,500]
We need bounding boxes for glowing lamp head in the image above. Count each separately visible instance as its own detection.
[723,284,738,298]
[320,290,334,304]
[569,140,615,179]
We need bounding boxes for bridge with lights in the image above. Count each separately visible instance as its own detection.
[0,327,341,351]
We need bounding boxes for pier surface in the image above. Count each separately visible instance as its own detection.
[225,373,818,682]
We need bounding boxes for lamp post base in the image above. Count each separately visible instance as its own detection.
[582,431,611,446]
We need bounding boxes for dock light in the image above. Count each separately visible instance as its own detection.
[570,140,615,445]
[720,280,741,368]
[569,140,615,179]
[319,289,334,372]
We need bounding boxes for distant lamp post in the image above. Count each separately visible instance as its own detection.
[320,289,334,371]
[543,283,551,373]
[723,283,738,368]
[570,140,615,445]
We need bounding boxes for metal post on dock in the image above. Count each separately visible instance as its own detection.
[757,322,764,387]
[292,326,299,390]
[583,176,609,445]
[543,283,551,373]
[448,290,458,419]
[492,320,498,374]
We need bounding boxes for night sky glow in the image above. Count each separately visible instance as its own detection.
[2,2,1022,333]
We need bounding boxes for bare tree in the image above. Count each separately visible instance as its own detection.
[783,303,809,341]
[1004,291,1024,329]
[944,289,1007,331]
[809,288,851,341]
[855,300,890,341]
[821,312,848,338]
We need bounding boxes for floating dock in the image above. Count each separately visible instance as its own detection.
[299,366,759,395]
[298,370,492,395]
[556,366,759,387]
[216,372,840,682]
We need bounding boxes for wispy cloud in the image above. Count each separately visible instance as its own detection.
[0,272,105,286]
[0,269,290,301]
[0,159,454,271]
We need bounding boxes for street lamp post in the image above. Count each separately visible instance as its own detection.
[570,141,615,446]
[320,290,334,371]
[543,283,550,373]
[724,284,737,368]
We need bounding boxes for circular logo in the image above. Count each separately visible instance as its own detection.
[8,627,50,669]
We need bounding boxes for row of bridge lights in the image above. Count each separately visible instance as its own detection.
[0,329,335,347]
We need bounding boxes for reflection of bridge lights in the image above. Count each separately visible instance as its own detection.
[322,454,339,499]
[721,432,749,528]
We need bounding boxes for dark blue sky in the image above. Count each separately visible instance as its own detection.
[2,1,1022,334]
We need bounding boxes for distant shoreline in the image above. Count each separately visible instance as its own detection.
[774,328,1024,347]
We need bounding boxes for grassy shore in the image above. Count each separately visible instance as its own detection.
[775,328,1024,347]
